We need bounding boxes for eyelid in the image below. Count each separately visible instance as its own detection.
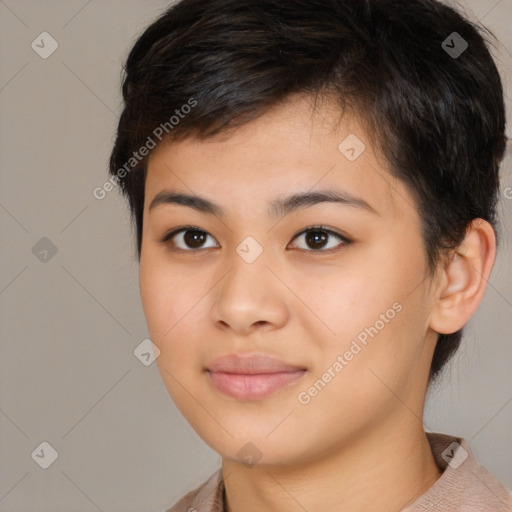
[290,225,349,240]
[159,225,218,247]
[288,225,351,251]
[159,224,352,252]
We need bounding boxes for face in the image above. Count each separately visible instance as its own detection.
[139,94,439,467]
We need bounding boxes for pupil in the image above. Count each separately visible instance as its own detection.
[307,230,327,249]
[184,230,206,248]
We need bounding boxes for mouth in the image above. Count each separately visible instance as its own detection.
[206,354,307,400]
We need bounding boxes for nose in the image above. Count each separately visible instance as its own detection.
[210,251,289,336]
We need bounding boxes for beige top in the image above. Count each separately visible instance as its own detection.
[165,432,512,512]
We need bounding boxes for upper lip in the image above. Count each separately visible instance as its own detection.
[207,354,306,374]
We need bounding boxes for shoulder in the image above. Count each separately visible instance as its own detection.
[163,469,224,512]
[404,432,512,511]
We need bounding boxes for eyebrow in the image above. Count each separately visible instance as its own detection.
[148,189,378,218]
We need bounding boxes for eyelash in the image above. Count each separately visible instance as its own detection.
[159,225,352,254]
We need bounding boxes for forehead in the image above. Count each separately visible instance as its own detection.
[145,94,409,221]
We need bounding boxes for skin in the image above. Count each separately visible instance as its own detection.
[139,93,496,512]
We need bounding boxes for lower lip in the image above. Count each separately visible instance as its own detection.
[207,370,306,400]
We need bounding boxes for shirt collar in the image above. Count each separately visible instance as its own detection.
[183,432,512,512]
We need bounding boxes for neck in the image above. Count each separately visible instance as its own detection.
[222,419,442,512]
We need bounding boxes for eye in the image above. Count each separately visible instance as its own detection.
[288,226,351,252]
[160,226,219,251]
[159,225,351,253]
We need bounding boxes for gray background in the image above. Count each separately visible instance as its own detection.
[0,0,511,511]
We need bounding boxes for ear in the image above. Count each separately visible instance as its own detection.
[429,219,497,335]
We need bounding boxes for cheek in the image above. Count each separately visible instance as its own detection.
[139,265,171,339]
[139,256,207,375]
[292,300,426,445]
[300,248,429,379]
[140,266,204,408]
[289,261,400,350]
[139,255,196,339]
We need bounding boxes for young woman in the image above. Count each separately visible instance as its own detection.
[108,0,512,510]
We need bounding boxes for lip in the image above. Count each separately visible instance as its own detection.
[208,354,305,374]
[206,354,307,400]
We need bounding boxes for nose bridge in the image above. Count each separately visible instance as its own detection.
[223,241,272,308]
[211,240,288,333]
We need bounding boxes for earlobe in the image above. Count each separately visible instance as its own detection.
[429,219,496,335]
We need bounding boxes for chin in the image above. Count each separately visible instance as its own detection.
[196,426,307,468]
